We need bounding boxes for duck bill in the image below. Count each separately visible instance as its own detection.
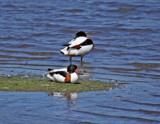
[75,69,80,73]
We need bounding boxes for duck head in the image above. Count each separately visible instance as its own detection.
[67,64,80,73]
[75,31,87,39]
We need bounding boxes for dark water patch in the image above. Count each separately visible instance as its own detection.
[118,7,135,12]
[128,16,143,20]
[0,36,20,40]
[1,49,20,54]
[111,27,157,33]
[97,105,160,115]
[143,8,160,14]
[2,4,16,8]
[151,92,160,97]
[0,50,55,56]
[45,23,61,28]
[74,109,160,123]
[133,62,160,69]
[25,51,55,56]
[93,48,107,53]
[97,106,160,120]
[127,45,158,51]
[138,109,160,115]
[18,44,33,48]
[62,9,85,13]
[0,55,51,60]
[118,116,160,123]
[123,99,160,107]
[107,2,117,5]
[0,62,51,67]
[109,67,141,72]
[61,30,100,36]
[110,51,141,57]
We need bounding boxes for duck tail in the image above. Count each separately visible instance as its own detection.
[47,74,55,81]
[60,47,68,55]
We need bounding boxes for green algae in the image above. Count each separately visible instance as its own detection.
[0,76,116,93]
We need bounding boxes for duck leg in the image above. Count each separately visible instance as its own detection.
[69,56,72,63]
[81,56,83,62]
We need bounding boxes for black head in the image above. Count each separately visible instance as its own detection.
[67,64,78,73]
[75,31,87,39]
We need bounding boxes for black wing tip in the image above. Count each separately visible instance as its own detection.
[60,51,64,54]
[63,44,69,46]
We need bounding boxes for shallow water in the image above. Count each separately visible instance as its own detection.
[0,0,160,123]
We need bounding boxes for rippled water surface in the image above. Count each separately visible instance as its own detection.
[0,0,160,123]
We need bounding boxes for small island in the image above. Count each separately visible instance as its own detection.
[0,75,116,93]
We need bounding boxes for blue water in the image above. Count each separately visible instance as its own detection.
[0,0,160,123]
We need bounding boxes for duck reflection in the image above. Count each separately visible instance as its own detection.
[48,92,78,102]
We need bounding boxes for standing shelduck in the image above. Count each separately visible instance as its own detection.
[47,64,80,83]
[60,31,94,62]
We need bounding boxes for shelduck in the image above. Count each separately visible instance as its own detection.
[60,31,94,62]
[47,64,80,83]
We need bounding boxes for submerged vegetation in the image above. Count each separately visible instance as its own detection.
[0,76,116,93]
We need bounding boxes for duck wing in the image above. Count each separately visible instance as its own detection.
[80,38,93,46]
[48,68,67,74]
[54,71,68,77]
[69,37,87,48]
[68,37,93,50]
